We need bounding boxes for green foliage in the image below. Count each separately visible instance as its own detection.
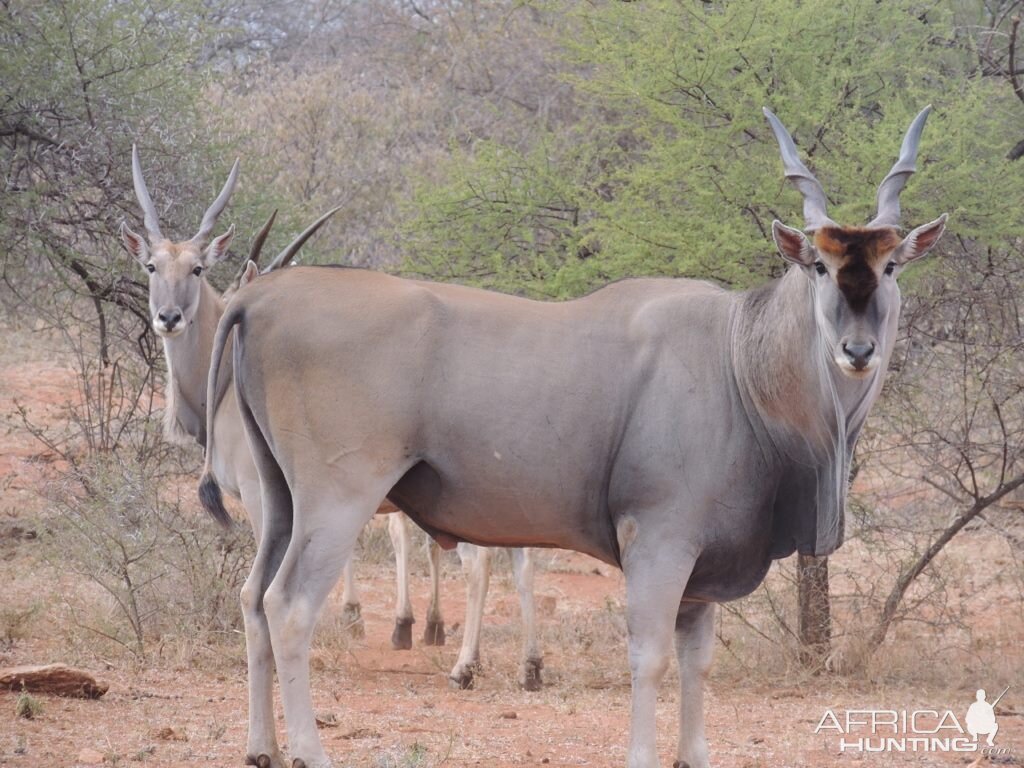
[402,0,1024,296]
[0,1,280,348]
[217,1,568,272]
[402,138,601,298]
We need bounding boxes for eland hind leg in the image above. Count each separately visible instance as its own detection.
[674,602,715,768]
[237,406,291,768]
[511,548,543,691]
[449,543,490,689]
[387,513,415,650]
[263,465,412,768]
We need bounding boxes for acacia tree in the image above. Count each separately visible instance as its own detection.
[3,2,195,359]
[0,0,285,458]
[403,1,1022,290]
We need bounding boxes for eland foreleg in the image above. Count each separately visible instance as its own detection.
[449,543,490,689]
[512,547,543,690]
[674,601,715,768]
[387,513,416,650]
[621,519,697,768]
[237,415,290,768]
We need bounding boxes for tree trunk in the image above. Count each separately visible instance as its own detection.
[797,554,831,670]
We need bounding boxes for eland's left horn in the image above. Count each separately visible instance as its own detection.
[869,106,932,229]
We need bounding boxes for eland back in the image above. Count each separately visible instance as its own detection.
[200,107,947,768]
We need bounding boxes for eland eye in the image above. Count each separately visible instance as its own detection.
[813,261,828,276]
[192,265,203,277]
[146,264,155,274]
[884,261,896,276]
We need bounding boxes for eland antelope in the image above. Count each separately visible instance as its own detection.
[199,107,946,768]
[122,148,541,689]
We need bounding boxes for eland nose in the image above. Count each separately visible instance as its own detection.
[842,341,875,371]
[158,309,182,331]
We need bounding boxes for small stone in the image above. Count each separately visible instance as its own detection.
[151,726,187,741]
[339,727,380,740]
[77,747,105,764]
[541,759,550,764]
[499,710,517,719]
[315,712,339,729]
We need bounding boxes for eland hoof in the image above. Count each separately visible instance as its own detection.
[340,602,364,638]
[245,753,284,768]
[391,617,414,650]
[519,657,543,691]
[292,760,306,768]
[423,619,446,646]
[448,668,475,690]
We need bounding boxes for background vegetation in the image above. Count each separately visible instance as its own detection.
[0,0,1021,689]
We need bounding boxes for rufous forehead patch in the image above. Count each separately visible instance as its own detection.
[812,226,902,267]
[812,226,902,312]
[153,240,202,262]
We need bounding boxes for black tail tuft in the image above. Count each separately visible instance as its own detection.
[198,472,232,529]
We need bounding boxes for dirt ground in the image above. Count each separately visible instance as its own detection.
[2,555,1021,768]
[0,327,1021,768]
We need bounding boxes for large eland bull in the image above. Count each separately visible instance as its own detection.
[199,107,947,768]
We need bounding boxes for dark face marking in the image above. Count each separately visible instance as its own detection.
[812,227,901,313]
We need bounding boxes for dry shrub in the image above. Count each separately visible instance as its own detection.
[6,287,255,664]
[0,603,41,651]
[42,452,253,662]
[712,476,1024,691]
[715,562,808,684]
[543,591,629,694]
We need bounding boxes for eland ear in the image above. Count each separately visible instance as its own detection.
[772,220,814,267]
[893,214,947,265]
[240,259,258,287]
[203,224,235,266]
[120,222,149,264]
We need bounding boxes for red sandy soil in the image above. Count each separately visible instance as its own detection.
[2,563,1021,768]
[1,327,1021,768]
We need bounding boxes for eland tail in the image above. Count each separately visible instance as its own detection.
[197,304,245,529]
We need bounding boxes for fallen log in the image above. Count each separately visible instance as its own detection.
[0,664,108,699]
